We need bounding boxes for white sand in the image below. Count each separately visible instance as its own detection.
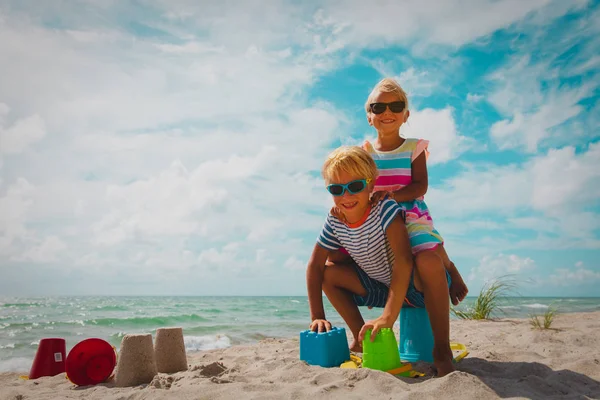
[2,311,599,399]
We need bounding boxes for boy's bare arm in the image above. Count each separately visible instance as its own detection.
[306,243,331,330]
[392,152,428,202]
[360,215,413,340]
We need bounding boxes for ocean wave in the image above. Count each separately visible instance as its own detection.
[0,357,32,373]
[1,322,34,329]
[89,314,209,327]
[1,302,43,308]
[184,334,231,352]
[201,308,223,314]
[0,343,15,349]
[93,305,130,311]
[110,331,128,339]
[523,303,549,309]
[271,309,303,316]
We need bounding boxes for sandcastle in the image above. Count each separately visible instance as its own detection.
[115,334,157,387]
[154,327,188,373]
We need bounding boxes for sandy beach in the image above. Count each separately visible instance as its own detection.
[2,311,599,400]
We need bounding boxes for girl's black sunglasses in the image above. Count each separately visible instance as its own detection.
[369,101,406,114]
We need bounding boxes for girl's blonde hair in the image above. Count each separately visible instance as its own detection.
[364,78,409,114]
[322,146,378,184]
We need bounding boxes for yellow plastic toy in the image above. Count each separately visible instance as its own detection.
[339,342,468,378]
[451,342,469,363]
[340,354,424,377]
[340,360,358,369]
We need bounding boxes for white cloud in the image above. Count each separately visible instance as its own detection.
[548,267,600,286]
[490,84,590,152]
[428,163,530,216]
[0,2,343,290]
[467,93,484,103]
[487,3,600,152]
[284,255,306,271]
[395,68,439,99]
[0,178,35,254]
[197,243,241,269]
[403,108,471,164]
[0,5,339,141]
[0,105,46,154]
[468,253,536,284]
[430,143,600,215]
[13,236,67,263]
[569,55,600,75]
[428,142,600,250]
[529,144,600,214]
[318,0,575,49]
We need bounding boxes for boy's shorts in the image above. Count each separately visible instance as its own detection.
[352,264,451,309]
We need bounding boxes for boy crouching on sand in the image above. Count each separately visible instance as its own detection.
[306,146,455,376]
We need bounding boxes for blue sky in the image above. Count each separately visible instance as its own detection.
[0,0,598,297]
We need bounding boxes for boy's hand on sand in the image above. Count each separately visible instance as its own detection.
[358,316,395,343]
[309,319,332,333]
[369,191,393,206]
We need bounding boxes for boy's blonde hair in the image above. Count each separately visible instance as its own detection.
[322,146,378,184]
[364,78,409,114]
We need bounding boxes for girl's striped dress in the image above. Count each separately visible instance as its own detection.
[363,138,444,254]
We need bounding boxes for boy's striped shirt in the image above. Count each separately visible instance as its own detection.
[317,198,403,286]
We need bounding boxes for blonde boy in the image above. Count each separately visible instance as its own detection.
[306,146,455,376]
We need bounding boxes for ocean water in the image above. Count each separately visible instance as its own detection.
[1,296,599,373]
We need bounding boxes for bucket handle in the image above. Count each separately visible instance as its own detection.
[450,342,469,363]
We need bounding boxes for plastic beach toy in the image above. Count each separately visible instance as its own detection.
[340,354,363,369]
[399,307,470,364]
[451,342,469,363]
[299,327,350,368]
[29,338,66,379]
[362,328,403,372]
[65,338,116,386]
[399,307,434,362]
[346,354,423,377]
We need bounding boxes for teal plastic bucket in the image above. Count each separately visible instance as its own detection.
[399,307,434,363]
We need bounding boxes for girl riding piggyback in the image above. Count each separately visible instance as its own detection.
[362,78,468,305]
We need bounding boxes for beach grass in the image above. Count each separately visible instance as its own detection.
[529,305,558,329]
[452,276,517,320]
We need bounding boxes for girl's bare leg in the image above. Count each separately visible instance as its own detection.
[413,250,454,377]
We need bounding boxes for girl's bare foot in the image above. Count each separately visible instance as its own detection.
[433,344,455,377]
[434,359,455,377]
[449,272,468,306]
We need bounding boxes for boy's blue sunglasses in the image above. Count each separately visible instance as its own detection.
[326,179,371,196]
